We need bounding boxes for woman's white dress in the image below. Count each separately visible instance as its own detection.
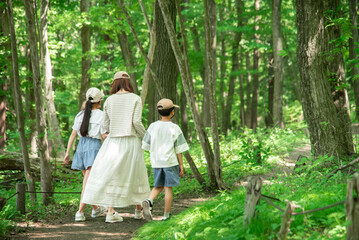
[82,92,150,207]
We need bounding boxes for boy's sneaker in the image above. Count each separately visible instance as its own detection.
[105,211,123,223]
[142,199,153,222]
[161,213,172,221]
[91,206,107,218]
[75,211,85,222]
[134,209,142,220]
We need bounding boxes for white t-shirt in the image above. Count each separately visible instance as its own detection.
[72,109,106,139]
[142,121,189,168]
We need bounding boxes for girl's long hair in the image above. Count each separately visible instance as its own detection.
[110,77,134,94]
[79,97,93,137]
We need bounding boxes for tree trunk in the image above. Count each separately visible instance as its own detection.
[219,6,226,134]
[180,89,188,140]
[223,0,243,134]
[272,0,284,128]
[24,0,53,204]
[158,0,226,189]
[245,52,252,128]
[118,31,139,94]
[151,0,178,123]
[266,54,274,128]
[39,0,65,159]
[6,0,37,202]
[349,0,359,120]
[0,5,7,149]
[202,0,216,128]
[25,46,38,158]
[78,0,91,110]
[204,0,225,189]
[140,1,156,107]
[296,0,354,157]
[251,0,261,131]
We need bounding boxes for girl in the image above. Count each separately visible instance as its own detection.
[82,71,150,223]
[63,87,107,222]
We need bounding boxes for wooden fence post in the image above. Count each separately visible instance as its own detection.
[244,176,262,225]
[345,173,359,240]
[16,183,26,214]
[277,200,296,240]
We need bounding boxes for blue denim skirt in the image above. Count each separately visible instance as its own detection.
[71,137,101,171]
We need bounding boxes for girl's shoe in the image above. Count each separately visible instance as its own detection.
[161,214,172,221]
[105,211,123,223]
[91,206,107,218]
[75,211,86,222]
[134,209,142,219]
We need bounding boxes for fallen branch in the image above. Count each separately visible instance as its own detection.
[326,157,359,181]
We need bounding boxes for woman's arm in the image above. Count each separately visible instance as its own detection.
[63,129,78,165]
[132,98,146,138]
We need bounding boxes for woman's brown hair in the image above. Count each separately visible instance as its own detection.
[110,76,134,94]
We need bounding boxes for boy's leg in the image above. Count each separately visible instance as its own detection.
[164,187,173,214]
[149,186,164,201]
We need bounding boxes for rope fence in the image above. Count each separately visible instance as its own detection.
[243,174,359,240]
[0,183,82,213]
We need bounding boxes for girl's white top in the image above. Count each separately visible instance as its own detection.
[103,92,146,138]
[72,109,106,139]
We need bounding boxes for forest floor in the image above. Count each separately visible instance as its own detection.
[6,144,311,240]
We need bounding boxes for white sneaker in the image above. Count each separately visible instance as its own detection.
[134,209,142,219]
[91,206,107,218]
[142,199,153,222]
[75,211,85,222]
[105,211,123,223]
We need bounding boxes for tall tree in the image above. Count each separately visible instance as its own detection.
[0,2,7,149]
[349,0,359,119]
[272,0,284,128]
[6,0,36,201]
[251,0,261,131]
[149,0,178,124]
[158,0,226,189]
[24,0,53,204]
[39,0,65,159]
[223,0,244,134]
[296,0,354,157]
[78,0,91,109]
[202,0,216,128]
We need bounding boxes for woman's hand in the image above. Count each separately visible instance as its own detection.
[179,165,184,177]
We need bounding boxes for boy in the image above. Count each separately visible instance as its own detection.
[142,98,189,221]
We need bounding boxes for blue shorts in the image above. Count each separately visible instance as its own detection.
[71,137,101,171]
[153,165,180,187]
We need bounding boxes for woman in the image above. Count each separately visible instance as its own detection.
[82,71,150,223]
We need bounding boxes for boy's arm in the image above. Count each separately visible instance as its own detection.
[177,153,184,177]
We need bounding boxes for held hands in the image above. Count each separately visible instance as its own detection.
[179,165,184,177]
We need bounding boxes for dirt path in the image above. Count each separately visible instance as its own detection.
[6,144,311,240]
[6,196,210,240]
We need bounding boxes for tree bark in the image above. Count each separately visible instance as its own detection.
[78,0,91,110]
[39,0,66,159]
[6,0,37,202]
[296,0,354,157]
[266,53,274,127]
[158,0,226,189]
[24,0,53,204]
[0,4,7,149]
[345,173,359,240]
[245,52,252,128]
[272,0,284,128]
[251,0,261,131]
[151,0,178,123]
[349,0,359,120]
